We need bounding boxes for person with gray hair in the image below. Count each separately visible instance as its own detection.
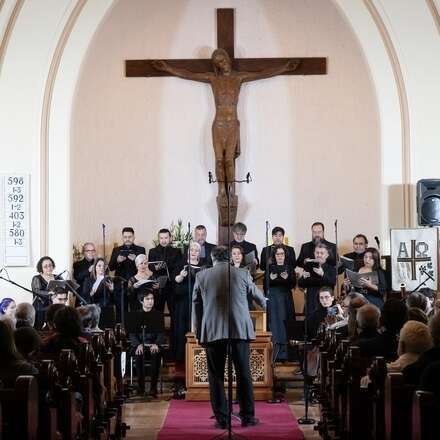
[350,304,380,346]
[192,245,266,428]
[78,304,102,334]
[388,320,433,372]
[15,302,36,328]
[403,313,440,384]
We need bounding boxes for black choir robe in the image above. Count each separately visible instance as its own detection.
[230,240,259,267]
[73,258,94,293]
[108,243,146,281]
[298,262,336,318]
[147,245,182,313]
[296,239,337,268]
[260,244,296,272]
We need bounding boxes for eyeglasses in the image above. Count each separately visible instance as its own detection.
[84,249,96,252]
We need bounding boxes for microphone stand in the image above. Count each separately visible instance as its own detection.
[334,220,340,297]
[113,275,127,328]
[102,223,107,308]
[187,222,192,339]
[297,288,316,425]
[0,275,48,300]
[209,172,251,440]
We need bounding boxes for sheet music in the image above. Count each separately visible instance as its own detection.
[346,269,378,289]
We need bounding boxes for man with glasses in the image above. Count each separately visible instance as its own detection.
[73,242,96,294]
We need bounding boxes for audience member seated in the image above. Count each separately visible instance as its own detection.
[403,313,440,385]
[356,298,408,360]
[77,304,103,338]
[0,297,17,326]
[14,326,42,362]
[350,304,381,346]
[129,291,166,398]
[419,360,440,403]
[345,293,368,338]
[15,302,36,328]
[407,306,428,324]
[406,292,428,314]
[42,303,66,332]
[0,319,37,386]
[387,320,432,372]
[41,306,86,355]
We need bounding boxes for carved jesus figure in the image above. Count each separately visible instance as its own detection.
[153,49,299,225]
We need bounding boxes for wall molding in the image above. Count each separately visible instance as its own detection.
[0,0,24,72]
[39,0,87,254]
[426,0,440,34]
[363,0,412,228]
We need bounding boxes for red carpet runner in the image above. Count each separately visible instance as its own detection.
[157,400,304,440]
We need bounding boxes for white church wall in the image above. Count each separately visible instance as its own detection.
[0,0,76,301]
[70,0,382,257]
[1,0,439,303]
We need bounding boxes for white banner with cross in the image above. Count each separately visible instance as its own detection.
[390,228,438,291]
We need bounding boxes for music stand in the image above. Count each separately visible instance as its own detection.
[47,280,89,306]
[126,310,166,396]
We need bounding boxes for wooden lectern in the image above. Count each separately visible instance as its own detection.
[185,310,273,400]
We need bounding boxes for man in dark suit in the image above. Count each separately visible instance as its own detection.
[108,227,146,280]
[183,225,216,266]
[194,224,216,266]
[147,228,182,314]
[296,222,337,268]
[260,226,296,271]
[72,242,96,293]
[192,246,266,429]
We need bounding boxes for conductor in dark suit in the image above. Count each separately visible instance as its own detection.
[192,246,266,429]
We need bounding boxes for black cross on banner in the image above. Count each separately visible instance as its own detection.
[397,239,431,281]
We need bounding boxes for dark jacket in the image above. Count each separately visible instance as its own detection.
[108,244,146,280]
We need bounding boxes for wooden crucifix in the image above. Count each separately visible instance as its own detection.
[126,8,326,233]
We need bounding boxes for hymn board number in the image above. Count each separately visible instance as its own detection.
[125,8,327,235]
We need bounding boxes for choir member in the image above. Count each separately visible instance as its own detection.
[230,222,259,269]
[193,225,216,266]
[173,242,203,364]
[296,222,337,268]
[31,256,58,310]
[127,254,159,311]
[339,234,368,274]
[108,227,146,281]
[260,226,296,271]
[73,242,96,293]
[82,258,114,307]
[296,243,336,318]
[345,247,387,309]
[265,245,296,361]
[231,244,246,268]
[148,228,182,313]
[129,291,165,397]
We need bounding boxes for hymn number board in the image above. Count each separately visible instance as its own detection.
[0,174,30,267]
[390,228,439,291]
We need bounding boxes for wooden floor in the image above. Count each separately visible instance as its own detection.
[122,367,321,440]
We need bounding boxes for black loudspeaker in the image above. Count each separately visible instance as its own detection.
[417,179,440,226]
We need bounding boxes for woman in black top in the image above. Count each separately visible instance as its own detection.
[266,245,296,361]
[82,258,114,307]
[31,256,58,310]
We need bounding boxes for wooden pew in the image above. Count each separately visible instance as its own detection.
[412,390,437,440]
[384,373,415,440]
[0,376,39,440]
